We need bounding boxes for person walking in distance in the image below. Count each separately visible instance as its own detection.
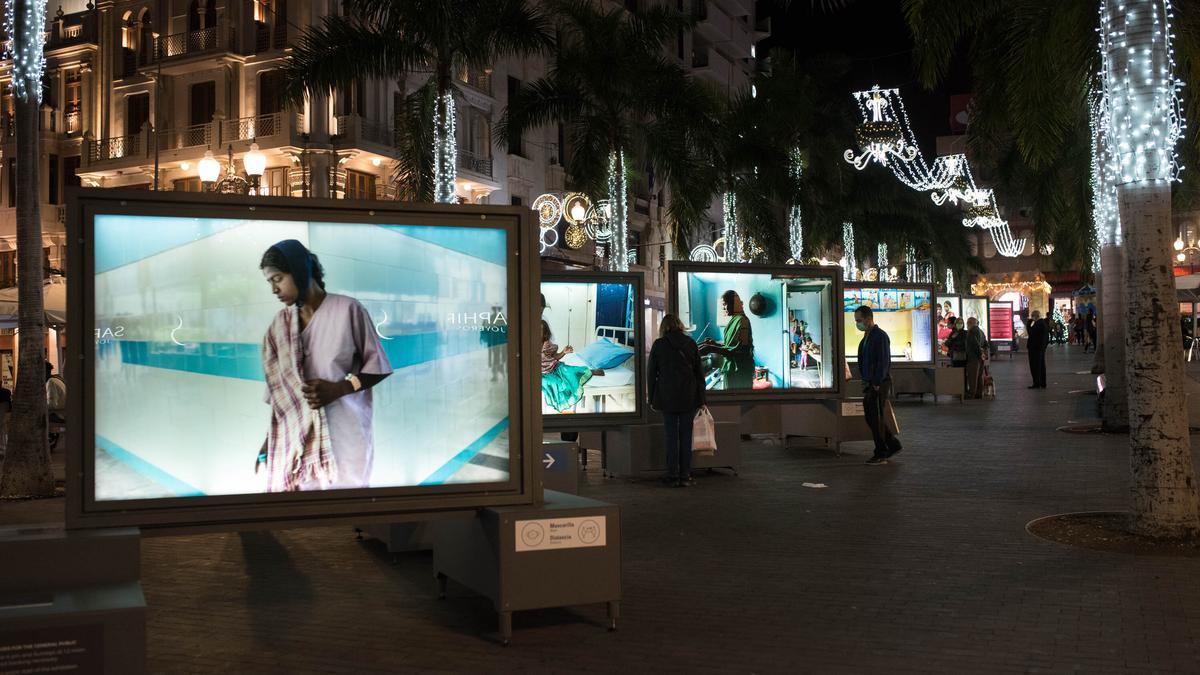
[1026,310,1050,389]
[965,317,990,400]
[855,306,902,465]
[647,314,706,487]
[1084,309,1098,354]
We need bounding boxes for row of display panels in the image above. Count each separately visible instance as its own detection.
[67,190,940,531]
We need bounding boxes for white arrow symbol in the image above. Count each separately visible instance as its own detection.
[543,453,555,469]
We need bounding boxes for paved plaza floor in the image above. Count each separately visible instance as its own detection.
[5,346,1200,673]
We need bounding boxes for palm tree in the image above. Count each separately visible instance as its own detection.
[496,0,702,271]
[903,0,1200,536]
[282,0,552,203]
[1,0,54,497]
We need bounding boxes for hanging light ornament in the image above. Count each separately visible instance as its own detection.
[690,244,719,262]
[533,193,563,228]
[945,268,956,295]
[585,199,614,243]
[844,86,957,190]
[929,155,979,205]
[606,152,629,272]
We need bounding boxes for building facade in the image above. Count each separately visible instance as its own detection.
[0,0,767,295]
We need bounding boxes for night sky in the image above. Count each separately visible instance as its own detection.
[763,0,973,156]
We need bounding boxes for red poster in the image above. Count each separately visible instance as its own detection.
[989,303,1013,340]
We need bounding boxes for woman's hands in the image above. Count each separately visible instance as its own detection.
[302,379,352,409]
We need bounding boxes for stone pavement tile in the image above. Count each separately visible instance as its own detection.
[7,346,1200,672]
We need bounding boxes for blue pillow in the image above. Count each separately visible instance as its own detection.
[578,338,634,370]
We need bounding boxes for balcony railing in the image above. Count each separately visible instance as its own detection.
[334,115,394,147]
[221,112,283,141]
[459,149,493,178]
[64,111,81,135]
[156,122,213,151]
[457,70,492,95]
[151,25,235,62]
[88,134,141,162]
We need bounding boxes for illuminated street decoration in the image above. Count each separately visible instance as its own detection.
[844,86,958,191]
[789,149,804,261]
[723,192,740,263]
[3,0,46,102]
[607,152,629,272]
[433,93,457,203]
[533,193,563,228]
[841,222,857,281]
[945,268,956,294]
[689,244,719,262]
[1100,0,1184,186]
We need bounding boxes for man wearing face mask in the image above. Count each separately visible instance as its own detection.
[855,305,902,465]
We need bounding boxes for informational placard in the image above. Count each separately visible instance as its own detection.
[515,516,607,552]
[0,625,103,674]
[841,401,864,416]
[989,302,1014,340]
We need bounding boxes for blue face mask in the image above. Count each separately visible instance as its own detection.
[855,321,866,332]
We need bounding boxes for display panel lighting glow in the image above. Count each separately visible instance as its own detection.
[843,286,933,363]
[91,214,513,502]
[675,270,837,392]
[540,281,638,416]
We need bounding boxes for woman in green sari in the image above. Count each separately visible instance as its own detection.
[699,290,756,389]
[540,320,597,412]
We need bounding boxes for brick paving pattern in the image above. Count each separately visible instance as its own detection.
[5,346,1200,673]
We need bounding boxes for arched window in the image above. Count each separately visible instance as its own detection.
[138,9,153,62]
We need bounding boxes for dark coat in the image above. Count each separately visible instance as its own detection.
[648,331,706,413]
[1027,318,1050,352]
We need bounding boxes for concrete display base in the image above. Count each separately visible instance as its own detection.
[0,526,145,674]
[779,399,873,455]
[602,414,742,477]
[431,491,620,645]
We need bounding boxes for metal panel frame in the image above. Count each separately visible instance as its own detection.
[66,188,541,531]
[540,270,647,430]
[666,261,844,403]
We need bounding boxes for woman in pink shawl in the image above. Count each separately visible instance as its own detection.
[256,239,392,491]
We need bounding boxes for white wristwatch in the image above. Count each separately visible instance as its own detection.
[344,373,362,392]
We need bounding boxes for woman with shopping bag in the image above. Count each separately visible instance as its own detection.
[647,314,707,487]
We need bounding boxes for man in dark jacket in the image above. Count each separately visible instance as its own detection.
[648,315,707,487]
[855,305,901,465]
[1026,310,1050,389]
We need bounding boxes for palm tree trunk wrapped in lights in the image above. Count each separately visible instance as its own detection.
[1,0,54,497]
[905,0,1200,537]
[1102,0,1199,536]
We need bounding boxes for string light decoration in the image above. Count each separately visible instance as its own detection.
[607,151,629,271]
[904,243,917,281]
[944,268,956,294]
[433,93,457,203]
[929,155,984,206]
[841,222,857,281]
[4,0,47,102]
[1099,0,1184,186]
[877,243,889,281]
[788,148,804,261]
[722,192,740,263]
[989,224,1026,258]
[1089,83,1121,272]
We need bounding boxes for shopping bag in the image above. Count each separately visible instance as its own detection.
[692,406,717,456]
[882,397,901,436]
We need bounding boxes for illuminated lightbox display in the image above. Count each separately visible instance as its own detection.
[540,277,641,420]
[843,285,934,364]
[674,267,839,393]
[91,214,513,501]
[935,295,961,357]
[961,297,990,338]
